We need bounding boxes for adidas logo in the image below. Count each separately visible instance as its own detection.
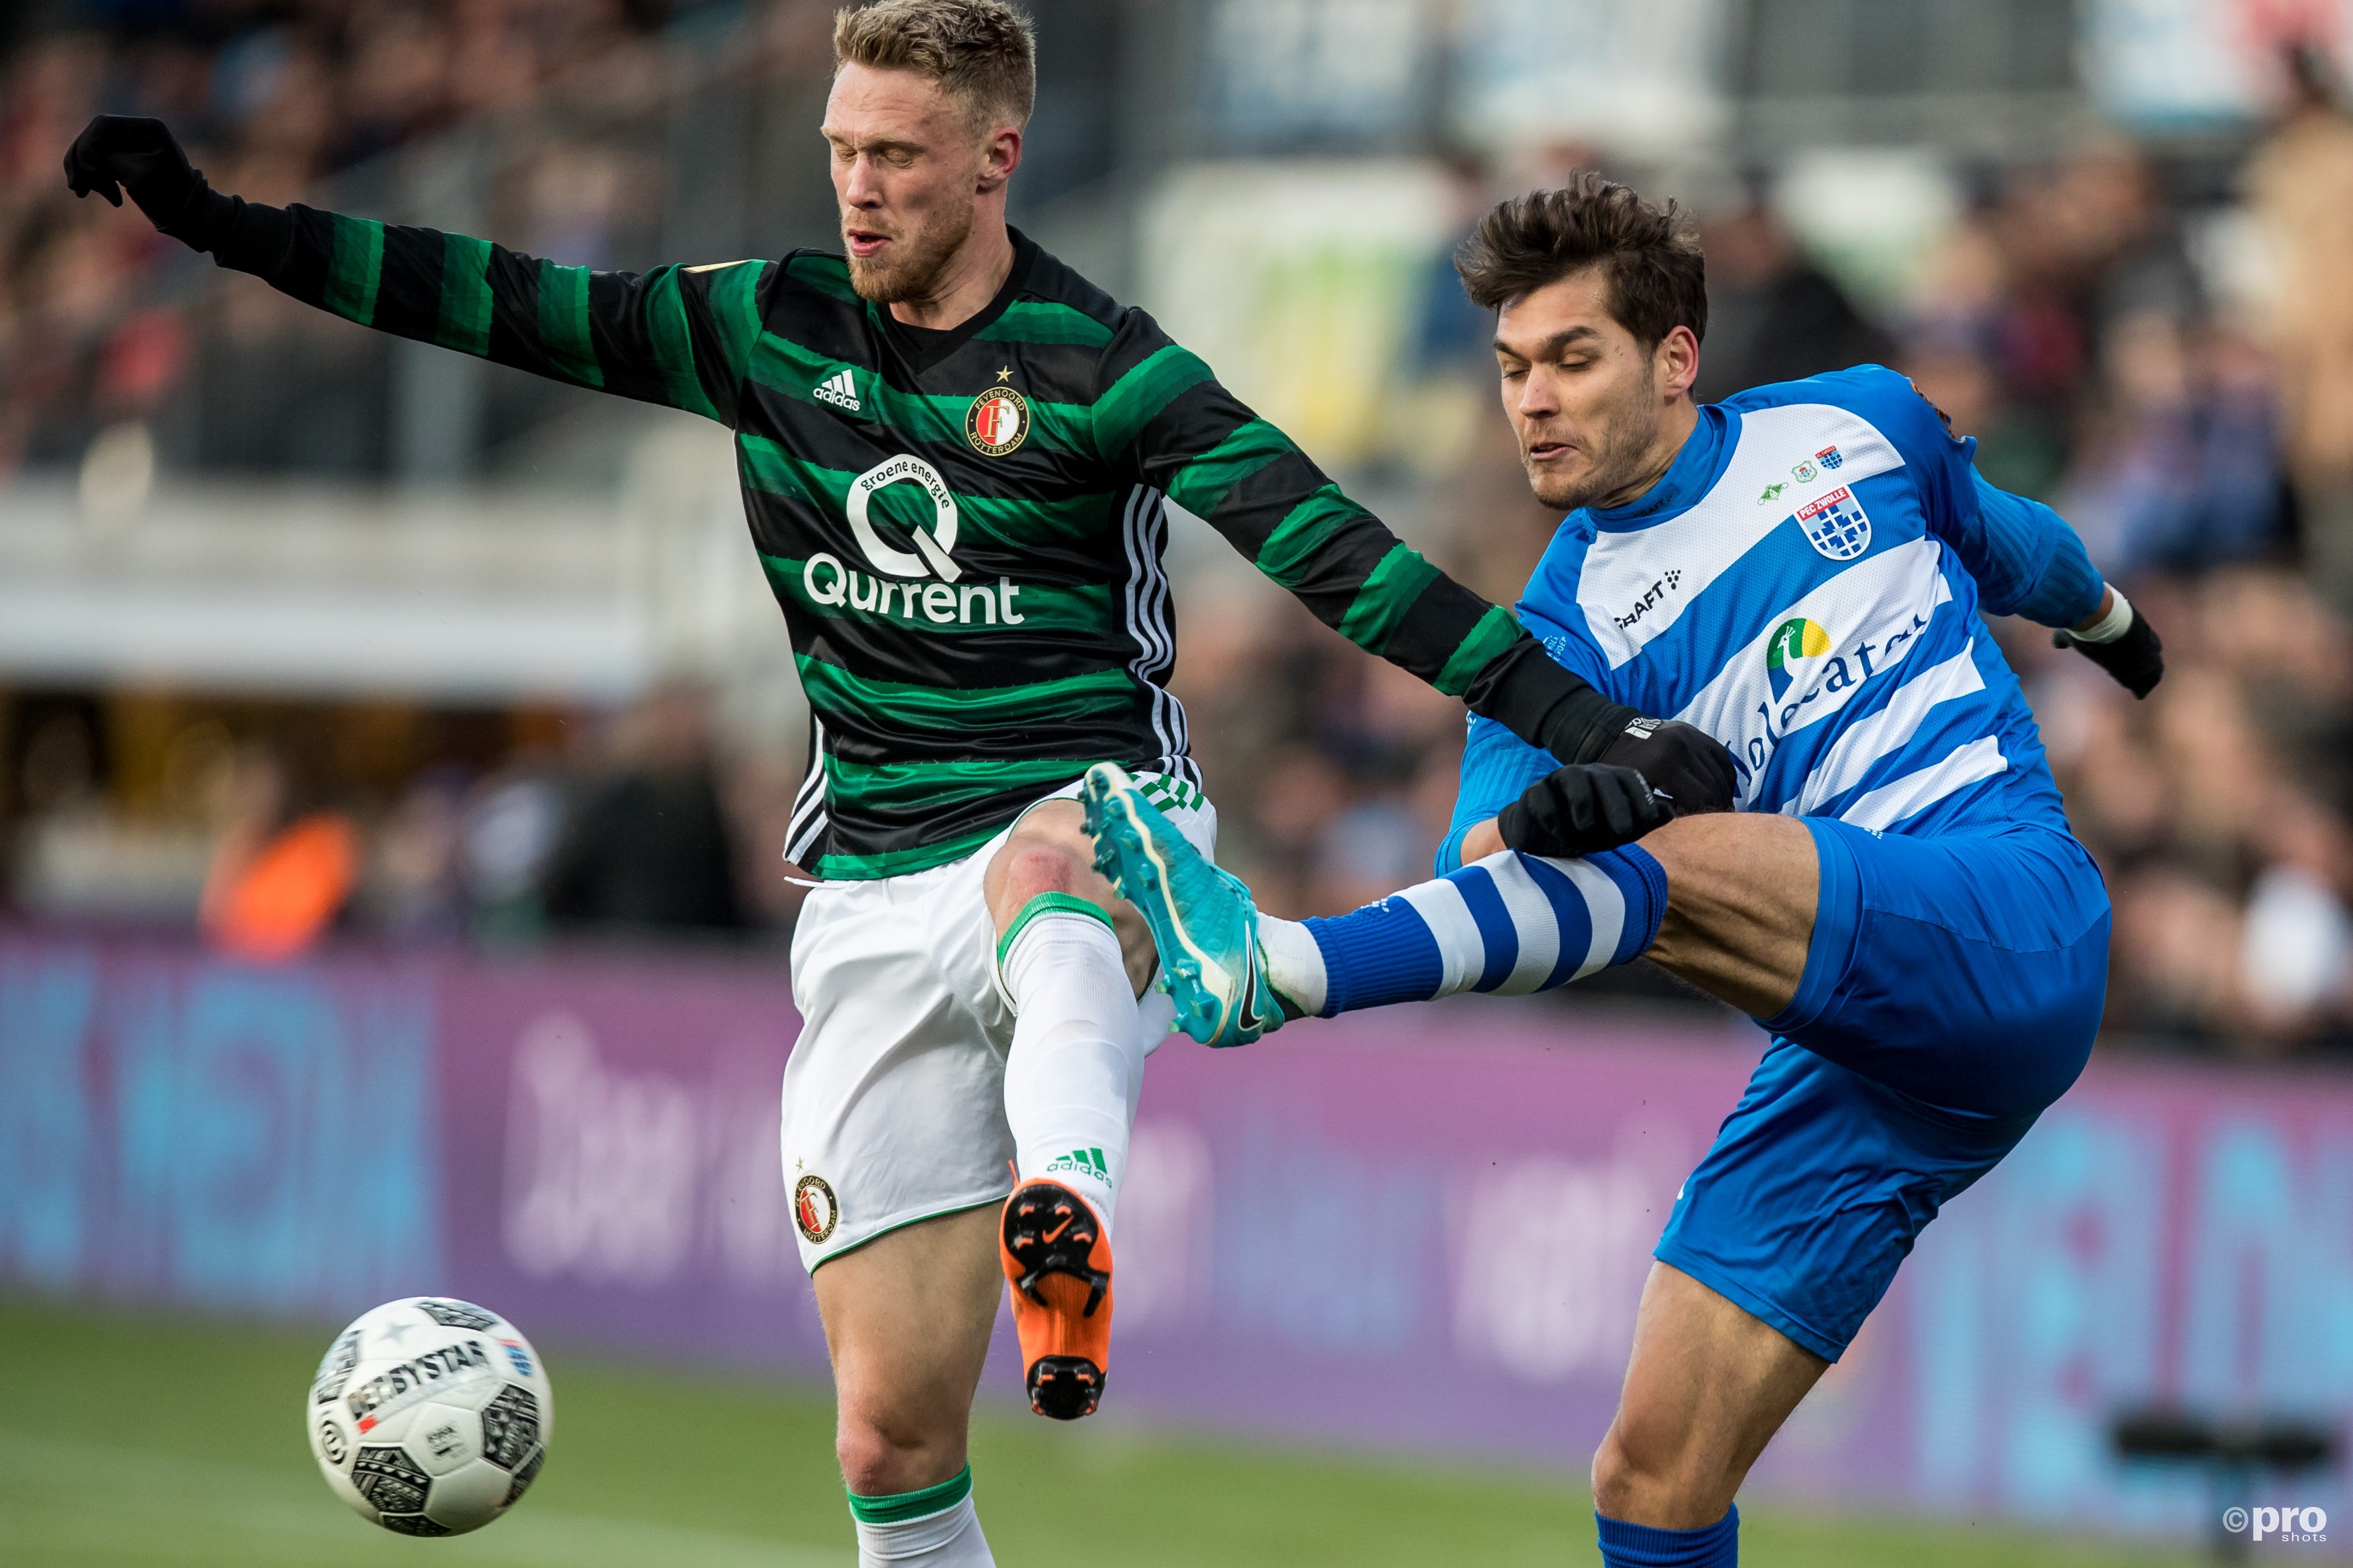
[813,369,860,412]
[1044,1148,1111,1184]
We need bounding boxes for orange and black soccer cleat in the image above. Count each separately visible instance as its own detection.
[1000,1177,1112,1420]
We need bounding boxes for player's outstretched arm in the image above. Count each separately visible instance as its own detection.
[1096,311,1734,812]
[1950,472,2164,698]
[65,116,764,425]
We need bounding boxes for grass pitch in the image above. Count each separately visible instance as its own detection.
[0,1294,2200,1567]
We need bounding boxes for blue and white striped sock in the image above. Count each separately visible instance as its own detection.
[1260,844,1668,1017]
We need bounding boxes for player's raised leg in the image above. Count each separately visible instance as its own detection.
[980,796,1164,1419]
[1085,760,1699,1045]
[815,1209,1003,1567]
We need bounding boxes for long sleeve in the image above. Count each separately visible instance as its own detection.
[1936,472,2106,627]
[205,197,768,426]
[1435,715,1558,874]
[1091,308,1604,748]
[1852,365,2107,629]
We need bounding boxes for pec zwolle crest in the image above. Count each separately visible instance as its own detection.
[966,387,1029,456]
[1795,485,1872,561]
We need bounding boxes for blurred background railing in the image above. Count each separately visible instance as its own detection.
[1,4,2350,1045]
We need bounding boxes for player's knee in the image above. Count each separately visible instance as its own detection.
[835,1409,960,1498]
[992,841,1093,917]
[1591,1417,1725,1527]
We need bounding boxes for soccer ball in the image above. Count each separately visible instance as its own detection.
[306,1296,553,1537]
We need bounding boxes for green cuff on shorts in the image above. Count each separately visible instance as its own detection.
[847,1463,972,1524]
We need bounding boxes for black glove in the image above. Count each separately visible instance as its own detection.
[1497,763,1670,857]
[2054,606,2164,699]
[1589,716,1736,816]
[64,115,215,240]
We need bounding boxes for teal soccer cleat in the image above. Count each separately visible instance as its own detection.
[1082,762,1286,1047]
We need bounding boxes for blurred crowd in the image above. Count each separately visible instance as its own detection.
[3,683,806,951]
[4,9,2352,1053]
[0,0,838,475]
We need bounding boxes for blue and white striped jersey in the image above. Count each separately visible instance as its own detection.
[1440,366,2105,872]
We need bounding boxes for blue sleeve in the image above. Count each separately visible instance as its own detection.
[1436,716,1556,875]
[1836,365,2105,628]
[1943,471,2106,627]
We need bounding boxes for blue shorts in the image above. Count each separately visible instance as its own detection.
[1653,817,2109,1362]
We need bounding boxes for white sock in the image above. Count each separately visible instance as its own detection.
[1258,915,1328,1016]
[999,896,1142,1237]
[852,1489,995,1566]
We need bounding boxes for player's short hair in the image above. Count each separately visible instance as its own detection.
[832,0,1037,131]
[1455,173,1707,348]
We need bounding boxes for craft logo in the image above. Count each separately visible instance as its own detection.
[795,1172,839,1244]
[1766,616,1834,701]
[1795,485,1872,561]
[2223,1506,2327,1543]
[1815,444,1844,470]
[966,387,1029,456]
[1611,569,1684,631]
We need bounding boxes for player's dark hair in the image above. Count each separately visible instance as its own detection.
[1455,173,1707,348]
[833,0,1037,130]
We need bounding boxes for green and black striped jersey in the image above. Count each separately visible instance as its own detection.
[205,205,1586,879]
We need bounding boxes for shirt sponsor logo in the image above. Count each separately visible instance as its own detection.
[802,555,1027,626]
[966,387,1029,456]
[1795,485,1872,561]
[1673,538,1951,802]
[795,1173,839,1244]
[813,368,861,412]
[811,452,1037,627]
[847,453,961,580]
[1765,616,1833,701]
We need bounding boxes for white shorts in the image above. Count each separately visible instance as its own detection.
[780,773,1216,1273]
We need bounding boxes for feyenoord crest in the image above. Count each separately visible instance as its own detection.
[1795,485,1872,561]
[794,1174,839,1243]
[966,387,1029,456]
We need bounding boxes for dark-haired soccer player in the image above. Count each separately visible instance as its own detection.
[65,5,1735,1563]
[1090,174,2162,1568]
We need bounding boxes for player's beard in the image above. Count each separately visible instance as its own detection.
[844,200,975,305]
[1523,382,1666,512]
